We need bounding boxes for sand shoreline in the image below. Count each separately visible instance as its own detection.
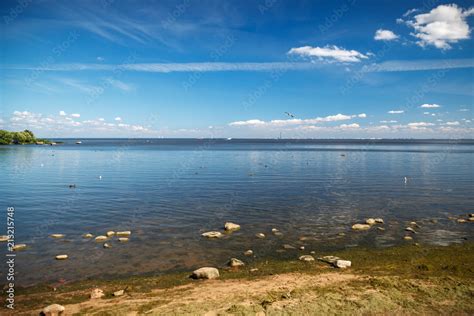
[5,242,473,315]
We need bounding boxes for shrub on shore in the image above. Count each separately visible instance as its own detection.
[0,129,51,145]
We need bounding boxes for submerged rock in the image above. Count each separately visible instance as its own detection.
[374,218,384,224]
[299,255,315,262]
[83,233,94,238]
[335,260,352,269]
[256,233,266,239]
[118,237,129,242]
[202,231,223,238]
[405,227,417,233]
[282,244,296,250]
[0,235,9,242]
[224,222,240,231]
[377,227,386,231]
[106,231,115,237]
[103,243,112,248]
[404,236,413,241]
[457,219,467,223]
[12,244,27,251]
[228,258,245,267]
[116,231,131,237]
[352,224,371,231]
[42,303,65,316]
[90,288,105,299]
[299,246,305,250]
[469,217,474,222]
[50,234,65,239]
[55,255,68,260]
[271,228,279,233]
[191,267,220,279]
[250,268,259,272]
[95,236,108,242]
[244,250,253,256]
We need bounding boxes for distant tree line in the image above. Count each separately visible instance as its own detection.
[0,129,51,145]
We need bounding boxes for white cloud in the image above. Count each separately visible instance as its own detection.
[445,121,460,126]
[288,45,369,63]
[388,110,404,114]
[407,122,435,127]
[59,110,66,116]
[380,120,397,123]
[404,4,474,49]
[423,112,430,115]
[229,113,366,127]
[339,123,360,129]
[115,117,122,121]
[98,118,105,121]
[97,56,105,62]
[71,113,81,118]
[459,108,470,112]
[229,119,265,126]
[420,103,441,108]
[374,29,399,41]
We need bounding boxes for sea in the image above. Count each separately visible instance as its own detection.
[0,138,473,286]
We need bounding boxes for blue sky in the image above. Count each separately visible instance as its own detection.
[0,0,473,138]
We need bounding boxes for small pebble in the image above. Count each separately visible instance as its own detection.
[256,233,265,239]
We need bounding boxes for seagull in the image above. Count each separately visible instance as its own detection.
[404,177,408,184]
[284,112,295,118]
[99,176,102,180]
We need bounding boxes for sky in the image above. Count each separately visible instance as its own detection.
[0,0,473,138]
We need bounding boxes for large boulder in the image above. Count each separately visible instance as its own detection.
[191,267,220,279]
[335,260,352,268]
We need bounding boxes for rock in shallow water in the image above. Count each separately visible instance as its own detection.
[404,236,413,240]
[50,234,65,239]
[95,236,108,242]
[256,233,266,239]
[116,231,131,237]
[106,231,115,237]
[103,243,111,248]
[0,235,9,242]
[191,267,220,279]
[118,237,129,242]
[83,233,94,238]
[228,258,245,267]
[55,255,68,260]
[299,255,315,262]
[244,250,253,256]
[224,222,240,231]
[12,244,27,251]
[335,260,351,269]
[202,231,223,238]
[352,224,371,231]
[366,218,376,225]
[42,303,65,316]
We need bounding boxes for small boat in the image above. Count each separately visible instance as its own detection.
[75,141,82,144]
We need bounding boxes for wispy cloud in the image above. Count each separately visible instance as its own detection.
[6,59,474,74]
[420,103,441,108]
[388,110,404,114]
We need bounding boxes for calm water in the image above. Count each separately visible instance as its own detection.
[0,139,473,286]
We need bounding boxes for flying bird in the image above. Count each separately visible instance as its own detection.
[284,112,295,118]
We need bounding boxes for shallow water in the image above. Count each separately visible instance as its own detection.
[0,139,473,286]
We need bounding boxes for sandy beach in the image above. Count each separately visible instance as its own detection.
[9,242,474,315]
